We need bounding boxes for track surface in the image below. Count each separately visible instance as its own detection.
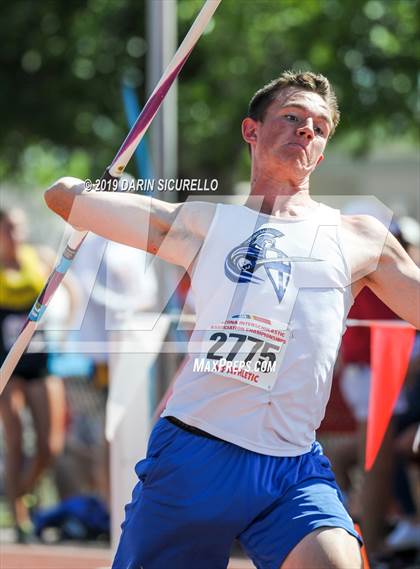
[0,543,253,569]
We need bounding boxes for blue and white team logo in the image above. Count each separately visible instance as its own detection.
[224,228,292,303]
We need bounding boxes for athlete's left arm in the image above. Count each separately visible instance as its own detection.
[363,218,420,328]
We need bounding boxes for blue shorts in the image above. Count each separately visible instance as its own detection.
[113,418,361,569]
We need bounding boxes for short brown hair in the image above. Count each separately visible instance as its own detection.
[248,71,340,136]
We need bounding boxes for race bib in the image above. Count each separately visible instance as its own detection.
[196,314,290,390]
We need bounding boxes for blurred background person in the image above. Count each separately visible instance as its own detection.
[383,217,420,558]
[329,218,419,563]
[52,231,158,517]
[0,207,78,542]
[385,332,420,553]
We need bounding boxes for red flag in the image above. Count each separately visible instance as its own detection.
[365,325,415,470]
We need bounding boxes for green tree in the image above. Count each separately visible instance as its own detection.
[1,0,418,190]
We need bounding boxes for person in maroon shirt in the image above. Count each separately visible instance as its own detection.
[342,287,399,367]
[331,226,407,560]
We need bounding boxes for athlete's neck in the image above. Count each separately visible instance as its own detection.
[245,176,318,218]
[244,167,319,217]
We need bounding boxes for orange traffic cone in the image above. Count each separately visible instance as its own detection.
[354,523,370,569]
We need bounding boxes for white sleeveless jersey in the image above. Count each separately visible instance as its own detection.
[162,203,353,456]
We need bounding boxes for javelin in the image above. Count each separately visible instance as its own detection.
[0,0,222,395]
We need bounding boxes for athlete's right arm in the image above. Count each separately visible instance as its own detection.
[44,177,216,268]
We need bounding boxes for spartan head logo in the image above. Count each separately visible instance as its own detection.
[224,227,291,303]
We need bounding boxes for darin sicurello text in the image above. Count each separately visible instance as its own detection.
[133,178,219,192]
[85,178,219,192]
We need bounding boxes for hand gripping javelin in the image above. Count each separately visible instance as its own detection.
[0,0,223,395]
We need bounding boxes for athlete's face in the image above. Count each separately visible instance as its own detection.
[242,88,333,180]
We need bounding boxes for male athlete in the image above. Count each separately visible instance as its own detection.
[45,71,419,569]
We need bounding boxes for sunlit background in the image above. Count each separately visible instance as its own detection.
[1,0,418,238]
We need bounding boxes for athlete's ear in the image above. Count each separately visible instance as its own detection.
[242,117,258,145]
